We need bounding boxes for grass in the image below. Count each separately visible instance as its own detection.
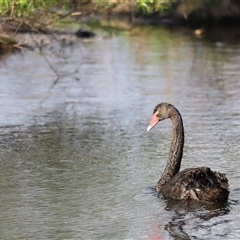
[0,0,175,18]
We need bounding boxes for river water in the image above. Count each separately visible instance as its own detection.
[0,26,240,239]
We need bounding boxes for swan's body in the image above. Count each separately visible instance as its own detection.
[147,103,229,202]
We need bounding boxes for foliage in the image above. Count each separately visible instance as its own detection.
[0,0,59,17]
[136,0,173,13]
[0,0,175,18]
[90,0,174,14]
[91,0,118,10]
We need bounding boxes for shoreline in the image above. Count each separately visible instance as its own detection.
[1,0,240,52]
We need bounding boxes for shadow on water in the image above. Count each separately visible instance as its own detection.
[162,198,230,240]
[138,185,237,240]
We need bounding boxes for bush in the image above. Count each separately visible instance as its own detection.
[136,0,173,13]
[0,0,59,17]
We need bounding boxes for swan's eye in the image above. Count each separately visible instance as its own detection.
[156,111,163,120]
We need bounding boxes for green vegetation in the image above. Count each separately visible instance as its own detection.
[1,0,240,20]
[0,0,175,18]
[136,0,173,13]
[0,0,73,17]
[1,0,240,33]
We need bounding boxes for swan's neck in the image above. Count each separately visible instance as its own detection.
[157,109,184,188]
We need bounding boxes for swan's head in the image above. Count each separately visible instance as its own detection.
[147,103,174,132]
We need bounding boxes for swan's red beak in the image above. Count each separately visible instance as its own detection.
[147,112,160,132]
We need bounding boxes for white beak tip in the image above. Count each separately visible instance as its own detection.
[147,125,151,132]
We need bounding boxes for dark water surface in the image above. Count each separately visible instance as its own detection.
[0,27,240,239]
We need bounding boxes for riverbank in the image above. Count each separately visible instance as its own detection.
[1,0,240,52]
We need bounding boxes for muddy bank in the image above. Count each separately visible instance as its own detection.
[0,17,96,53]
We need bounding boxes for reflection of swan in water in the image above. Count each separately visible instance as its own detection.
[147,103,229,202]
[140,190,231,240]
[164,199,230,240]
[136,187,235,240]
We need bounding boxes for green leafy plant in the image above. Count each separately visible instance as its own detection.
[0,0,174,18]
[136,0,172,13]
[0,0,58,17]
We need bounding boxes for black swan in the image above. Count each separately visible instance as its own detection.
[147,103,229,202]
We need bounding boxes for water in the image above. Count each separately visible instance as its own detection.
[0,26,240,239]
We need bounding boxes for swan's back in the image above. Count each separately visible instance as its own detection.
[158,167,229,202]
